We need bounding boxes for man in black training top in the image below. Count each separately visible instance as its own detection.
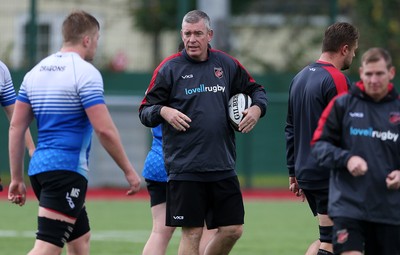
[139,9,267,255]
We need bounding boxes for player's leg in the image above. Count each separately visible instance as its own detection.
[66,206,91,255]
[305,240,321,255]
[302,189,321,255]
[28,171,88,255]
[303,189,334,255]
[318,213,334,254]
[179,226,204,255]
[66,232,90,255]
[332,217,363,255]
[143,180,176,255]
[203,176,244,255]
[199,227,217,255]
[28,207,76,255]
[28,240,64,255]
[143,202,176,255]
[203,225,243,255]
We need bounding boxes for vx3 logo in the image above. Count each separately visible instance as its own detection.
[173,215,184,220]
[349,112,364,118]
[181,74,194,79]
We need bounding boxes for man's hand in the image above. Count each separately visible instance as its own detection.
[8,180,27,206]
[347,156,368,176]
[238,105,261,133]
[160,106,191,131]
[386,170,400,190]
[125,170,141,196]
[289,176,305,201]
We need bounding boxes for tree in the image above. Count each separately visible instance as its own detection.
[340,0,400,74]
[129,0,195,68]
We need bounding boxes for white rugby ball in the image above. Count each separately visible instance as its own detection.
[228,93,252,130]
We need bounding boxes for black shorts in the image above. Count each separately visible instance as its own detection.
[145,179,167,207]
[303,188,329,216]
[332,217,400,255]
[30,170,88,219]
[166,176,245,229]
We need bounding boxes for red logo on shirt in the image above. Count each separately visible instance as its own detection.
[214,67,223,79]
[389,112,400,125]
[336,229,349,244]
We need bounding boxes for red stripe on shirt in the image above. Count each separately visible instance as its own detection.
[311,94,343,145]
[140,52,182,108]
[321,65,348,95]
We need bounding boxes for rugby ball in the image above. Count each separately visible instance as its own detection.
[228,93,252,131]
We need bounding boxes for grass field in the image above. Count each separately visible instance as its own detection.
[1,174,291,190]
[0,197,318,255]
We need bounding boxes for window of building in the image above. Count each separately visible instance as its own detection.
[13,14,63,68]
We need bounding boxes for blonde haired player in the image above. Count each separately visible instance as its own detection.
[8,10,141,255]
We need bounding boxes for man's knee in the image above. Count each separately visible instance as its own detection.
[66,232,91,255]
[182,227,204,241]
[318,213,333,226]
[219,225,243,241]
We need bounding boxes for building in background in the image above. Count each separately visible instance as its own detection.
[0,0,349,73]
[0,0,178,71]
[0,0,350,188]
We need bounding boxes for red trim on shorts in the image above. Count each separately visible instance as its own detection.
[41,207,77,221]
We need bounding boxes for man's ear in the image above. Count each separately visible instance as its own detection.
[82,35,90,48]
[389,66,396,80]
[208,29,214,42]
[341,44,349,56]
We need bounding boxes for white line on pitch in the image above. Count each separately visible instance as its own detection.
[0,230,180,243]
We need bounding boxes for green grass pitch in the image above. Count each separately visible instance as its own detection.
[0,198,318,254]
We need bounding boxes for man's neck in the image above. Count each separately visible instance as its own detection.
[318,52,341,69]
[60,45,85,59]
